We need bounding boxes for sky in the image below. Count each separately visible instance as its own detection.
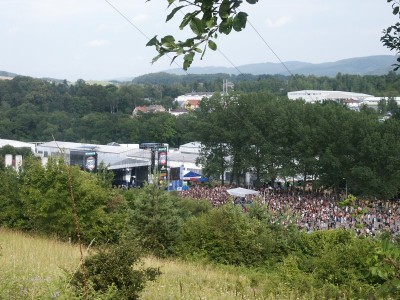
[0,0,398,82]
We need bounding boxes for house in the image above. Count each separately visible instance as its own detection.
[184,99,201,110]
[132,105,166,116]
[175,92,214,108]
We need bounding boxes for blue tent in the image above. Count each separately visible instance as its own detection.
[183,171,202,179]
[198,177,209,182]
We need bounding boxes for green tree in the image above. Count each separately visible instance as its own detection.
[16,157,125,243]
[193,93,233,184]
[137,112,179,146]
[0,167,25,228]
[124,183,182,257]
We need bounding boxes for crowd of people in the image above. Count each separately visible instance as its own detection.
[178,185,400,237]
[179,185,230,206]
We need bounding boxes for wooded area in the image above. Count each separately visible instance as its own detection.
[0,73,400,198]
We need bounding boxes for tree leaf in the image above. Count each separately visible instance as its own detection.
[219,18,233,35]
[166,5,184,22]
[208,40,217,50]
[180,12,195,30]
[190,17,205,36]
[146,36,159,47]
[219,0,231,19]
[151,53,163,64]
[233,12,248,32]
[183,52,195,70]
[205,16,217,29]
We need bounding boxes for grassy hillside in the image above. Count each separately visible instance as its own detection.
[0,228,314,300]
[140,257,307,300]
[0,229,81,299]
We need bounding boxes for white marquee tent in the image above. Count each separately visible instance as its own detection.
[226,187,259,197]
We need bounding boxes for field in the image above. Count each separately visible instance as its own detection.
[0,228,81,299]
[0,228,308,300]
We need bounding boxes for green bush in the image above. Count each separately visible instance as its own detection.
[177,204,275,266]
[368,235,400,298]
[176,197,212,220]
[298,230,376,285]
[71,242,160,300]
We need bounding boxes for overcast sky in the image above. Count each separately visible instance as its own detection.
[1,0,397,81]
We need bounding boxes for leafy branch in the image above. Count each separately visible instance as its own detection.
[381,0,400,70]
[146,0,258,70]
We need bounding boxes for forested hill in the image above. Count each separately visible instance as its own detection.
[0,73,399,147]
[165,55,399,77]
[0,71,18,78]
[1,55,398,83]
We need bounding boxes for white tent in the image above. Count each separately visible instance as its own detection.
[226,187,259,197]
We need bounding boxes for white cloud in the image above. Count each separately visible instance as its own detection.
[86,39,110,47]
[265,15,292,28]
[6,26,21,35]
[25,0,107,23]
[133,14,149,23]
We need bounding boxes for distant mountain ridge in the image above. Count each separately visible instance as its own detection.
[165,55,398,77]
[0,70,18,78]
[1,55,398,82]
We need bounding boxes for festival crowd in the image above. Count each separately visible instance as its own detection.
[178,186,400,237]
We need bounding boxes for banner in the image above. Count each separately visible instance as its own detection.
[84,152,97,172]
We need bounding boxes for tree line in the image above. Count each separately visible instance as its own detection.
[192,92,400,199]
[0,73,399,144]
[1,74,400,198]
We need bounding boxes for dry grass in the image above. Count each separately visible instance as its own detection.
[0,228,81,299]
[0,229,310,299]
[140,257,302,300]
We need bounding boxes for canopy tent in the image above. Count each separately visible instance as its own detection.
[191,176,209,182]
[183,171,202,180]
[183,171,209,183]
[226,187,259,197]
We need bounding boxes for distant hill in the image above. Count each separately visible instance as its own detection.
[0,70,18,79]
[165,55,399,77]
[0,71,70,84]
[1,55,398,83]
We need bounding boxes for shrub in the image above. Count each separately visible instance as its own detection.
[177,204,274,266]
[71,242,160,300]
[176,197,212,220]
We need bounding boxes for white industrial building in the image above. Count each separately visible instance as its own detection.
[287,90,373,103]
[361,97,400,109]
